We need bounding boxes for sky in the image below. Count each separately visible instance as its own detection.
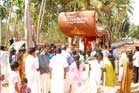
[130,0,139,25]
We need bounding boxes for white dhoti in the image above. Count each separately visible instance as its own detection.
[51,78,64,93]
[118,67,123,81]
[40,73,50,93]
[115,60,119,74]
[64,72,71,93]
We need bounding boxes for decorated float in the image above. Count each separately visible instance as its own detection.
[58,10,111,51]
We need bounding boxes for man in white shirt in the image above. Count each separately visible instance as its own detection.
[61,45,73,71]
[61,45,74,92]
[89,50,104,93]
[38,45,50,93]
[133,46,139,83]
[0,46,10,84]
[49,48,68,93]
[118,48,127,82]
[25,47,41,93]
[79,38,85,52]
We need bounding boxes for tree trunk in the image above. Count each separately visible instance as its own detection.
[14,16,18,39]
[37,0,46,44]
[85,0,90,9]
[24,0,33,48]
[38,0,46,43]
[0,12,1,46]
[5,2,13,46]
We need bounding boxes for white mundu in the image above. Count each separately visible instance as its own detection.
[49,54,68,93]
[0,50,10,75]
[89,60,102,93]
[25,55,41,93]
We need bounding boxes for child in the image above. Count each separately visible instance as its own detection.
[8,62,20,93]
[10,49,17,63]
[20,78,31,93]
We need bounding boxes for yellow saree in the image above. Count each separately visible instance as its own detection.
[120,58,133,93]
[104,60,116,87]
[19,52,28,79]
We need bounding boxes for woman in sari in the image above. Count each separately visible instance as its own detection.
[103,52,116,87]
[17,49,27,79]
[120,51,133,93]
[69,54,85,93]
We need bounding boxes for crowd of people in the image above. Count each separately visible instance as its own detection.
[0,42,139,93]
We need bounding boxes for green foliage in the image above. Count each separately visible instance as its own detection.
[40,22,67,44]
[0,6,7,19]
[1,23,7,45]
[128,24,139,39]
[1,0,136,45]
[95,0,133,41]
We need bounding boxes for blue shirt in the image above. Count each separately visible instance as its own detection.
[38,52,50,74]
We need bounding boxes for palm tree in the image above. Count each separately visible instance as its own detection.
[13,0,25,40]
[87,0,133,40]
[24,0,33,48]
[3,0,13,46]
[0,6,2,46]
[36,0,46,44]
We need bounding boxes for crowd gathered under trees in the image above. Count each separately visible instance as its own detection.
[0,38,139,93]
[1,1,139,93]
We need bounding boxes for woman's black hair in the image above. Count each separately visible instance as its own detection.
[95,49,103,61]
[72,50,77,56]
[126,51,133,62]
[108,52,115,69]
[74,55,80,61]
[74,55,80,70]
[126,51,133,69]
